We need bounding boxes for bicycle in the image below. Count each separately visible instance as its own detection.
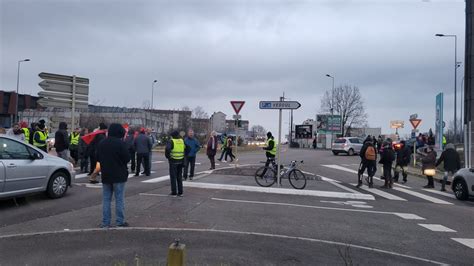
[254,158,307,189]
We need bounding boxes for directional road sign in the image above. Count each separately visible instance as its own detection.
[38,91,88,102]
[39,80,89,95]
[259,101,301,110]
[38,72,89,110]
[37,98,88,109]
[230,101,245,114]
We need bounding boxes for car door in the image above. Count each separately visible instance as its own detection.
[0,137,49,194]
[0,161,5,193]
[349,138,362,153]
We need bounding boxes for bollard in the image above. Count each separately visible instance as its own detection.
[167,239,186,266]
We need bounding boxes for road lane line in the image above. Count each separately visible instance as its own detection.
[142,175,170,183]
[317,175,360,193]
[0,227,447,265]
[185,182,375,200]
[211,198,424,220]
[393,187,453,205]
[350,183,407,201]
[152,161,165,164]
[422,189,457,199]
[451,238,474,249]
[322,164,412,188]
[418,224,457,232]
[139,193,169,197]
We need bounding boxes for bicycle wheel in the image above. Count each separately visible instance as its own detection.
[289,169,307,189]
[255,166,277,187]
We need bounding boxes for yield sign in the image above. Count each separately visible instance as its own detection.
[410,119,422,129]
[230,101,245,114]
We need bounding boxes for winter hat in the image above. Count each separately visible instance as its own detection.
[171,130,180,138]
[59,122,68,130]
[267,132,273,138]
[99,123,108,130]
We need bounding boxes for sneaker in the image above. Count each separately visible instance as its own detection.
[368,183,373,188]
[169,193,177,197]
[423,184,432,189]
[100,224,111,229]
[117,222,129,227]
[134,174,139,177]
[177,194,183,197]
[222,160,227,163]
[189,177,193,180]
[89,180,99,184]
[356,182,362,188]
[402,180,407,184]
[440,188,446,192]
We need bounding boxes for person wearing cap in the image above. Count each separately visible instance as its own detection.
[97,123,130,228]
[69,127,81,165]
[33,122,48,152]
[54,122,70,161]
[165,130,190,197]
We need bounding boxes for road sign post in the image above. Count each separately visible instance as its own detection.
[230,101,245,167]
[38,72,89,130]
[259,99,301,186]
[409,117,422,167]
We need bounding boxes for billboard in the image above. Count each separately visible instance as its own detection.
[316,114,342,134]
[295,125,313,139]
[435,93,444,149]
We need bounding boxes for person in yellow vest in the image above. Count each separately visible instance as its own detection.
[442,135,447,147]
[33,123,48,152]
[165,131,190,197]
[261,132,277,175]
[69,127,81,165]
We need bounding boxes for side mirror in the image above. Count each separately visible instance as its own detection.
[30,152,42,160]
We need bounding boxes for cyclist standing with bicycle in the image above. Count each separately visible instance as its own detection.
[357,137,377,188]
[260,132,277,176]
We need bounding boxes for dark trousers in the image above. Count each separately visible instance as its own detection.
[208,155,215,169]
[218,148,227,160]
[226,148,235,161]
[70,149,78,163]
[80,157,89,173]
[129,150,136,172]
[184,156,196,178]
[169,162,184,195]
[261,155,275,176]
[136,153,150,175]
[89,153,97,175]
[383,164,393,181]
[394,164,408,182]
[358,160,376,184]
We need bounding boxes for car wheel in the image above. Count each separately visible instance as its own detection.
[46,172,69,199]
[453,180,469,201]
[332,151,338,155]
[348,149,354,156]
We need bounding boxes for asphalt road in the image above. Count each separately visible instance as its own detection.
[1,147,473,265]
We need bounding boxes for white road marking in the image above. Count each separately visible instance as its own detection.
[418,224,457,232]
[212,198,424,220]
[0,227,447,265]
[320,200,373,209]
[422,189,457,199]
[142,175,170,183]
[322,164,411,188]
[451,238,474,249]
[139,193,169,197]
[351,183,407,201]
[195,162,202,165]
[185,182,375,200]
[152,161,165,164]
[318,175,360,193]
[393,187,453,205]
[75,173,88,179]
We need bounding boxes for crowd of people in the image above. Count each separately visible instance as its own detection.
[357,134,460,191]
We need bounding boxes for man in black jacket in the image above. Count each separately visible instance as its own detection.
[394,140,411,183]
[125,129,136,173]
[357,137,377,188]
[435,143,461,191]
[97,123,130,228]
[54,122,69,161]
[134,128,152,176]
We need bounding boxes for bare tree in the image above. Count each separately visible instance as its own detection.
[445,118,463,143]
[192,106,209,119]
[142,100,151,110]
[250,125,266,138]
[320,85,368,136]
[181,106,191,111]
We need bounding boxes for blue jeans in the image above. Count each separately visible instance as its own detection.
[102,182,126,227]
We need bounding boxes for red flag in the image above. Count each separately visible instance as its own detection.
[81,130,107,145]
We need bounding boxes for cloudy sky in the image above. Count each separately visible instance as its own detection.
[0,0,466,137]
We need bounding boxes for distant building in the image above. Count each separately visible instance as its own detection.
[348,127,382,138]
[191,118,210,136]
[210,111,227,132]
[226,119,249,134]
[0,91,41,127]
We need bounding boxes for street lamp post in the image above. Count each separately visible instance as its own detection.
[151,80,157,110]
[15,59,30,124]
[326,74,335,143]
[436,34,458,142]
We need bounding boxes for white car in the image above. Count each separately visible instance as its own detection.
[0,135,75,200]
[451,168,474,200]
[331,137,364,156]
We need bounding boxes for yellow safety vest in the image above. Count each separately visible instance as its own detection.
[267,139,277,156]
[22,128,30,143]
[70,133,80,146]
[33,131,47,147]
[442,136,447,145]
[171,138,185,160]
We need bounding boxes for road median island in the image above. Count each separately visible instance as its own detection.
[0,227,448,265]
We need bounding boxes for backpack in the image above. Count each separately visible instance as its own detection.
[365,146,376,161]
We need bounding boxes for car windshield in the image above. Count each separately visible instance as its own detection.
[335,139,346,143]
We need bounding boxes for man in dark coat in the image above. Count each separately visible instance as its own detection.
[379,141,395,189]
[394,140,411,183]
[134,128,152,176]
[97,123,130,228]
[436,143,461,191]
[165,131,190,197]
[54,122,69,161]
[125,129,136,173]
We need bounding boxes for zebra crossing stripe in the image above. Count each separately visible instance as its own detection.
[393,187,453,205]
[350,184,407,201]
